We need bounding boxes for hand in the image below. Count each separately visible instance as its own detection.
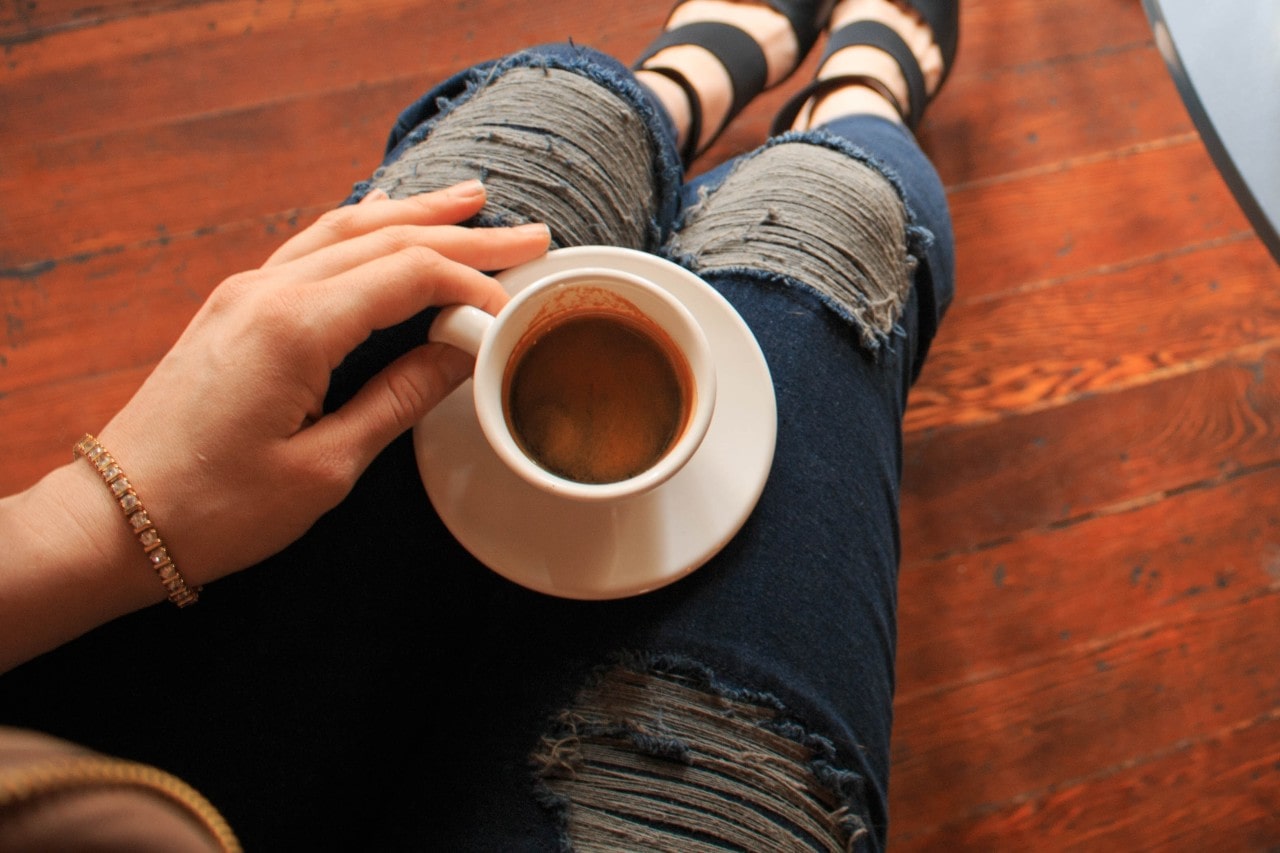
[94,181,550,585]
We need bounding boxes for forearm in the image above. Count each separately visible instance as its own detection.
[0,186,548,675]
[0,461,166,673]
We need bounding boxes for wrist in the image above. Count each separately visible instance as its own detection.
[0,461,163,672]
[48,457,172,604]
[71,435,201,608]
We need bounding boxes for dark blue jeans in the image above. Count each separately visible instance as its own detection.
[0,44,952,851]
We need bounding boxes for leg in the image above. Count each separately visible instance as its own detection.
[309,28,943,848]
[516,7,958,850]
[774,0,960,132]
[518,149,947,853]
[633,0,836,164]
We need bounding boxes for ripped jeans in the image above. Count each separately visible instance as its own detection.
[0,43,953,852]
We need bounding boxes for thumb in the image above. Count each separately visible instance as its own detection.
[312,343,475,472]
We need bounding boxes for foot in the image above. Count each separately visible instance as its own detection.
[634,0,824,163]
[779,0,952,132]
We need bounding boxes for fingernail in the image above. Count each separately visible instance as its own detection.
[448,179,485,198]
[360,187,388,204]
[514,222,552,239]
[438,349,475,385]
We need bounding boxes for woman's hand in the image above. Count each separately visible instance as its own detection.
[92,181,550,585]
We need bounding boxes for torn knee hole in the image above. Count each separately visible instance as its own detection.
[530,656,870,851]
[371,67,660,251]
[671,140,914,349]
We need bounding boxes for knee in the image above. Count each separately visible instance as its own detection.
[369,60,671,252]
[669,137,920,350]
[529,653,872,849]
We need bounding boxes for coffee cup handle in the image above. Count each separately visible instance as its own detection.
[428,305,493,357]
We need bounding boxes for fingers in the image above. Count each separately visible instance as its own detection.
[263,180,490,267]
[412,223,554,273]
[275,220,552,288]
[258,208,550,368]
[305,342,474,472]
[310,244,514,363]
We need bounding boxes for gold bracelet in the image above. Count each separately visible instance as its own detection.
[72,435,200,608]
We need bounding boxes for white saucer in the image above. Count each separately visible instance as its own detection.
[413,246,776,600]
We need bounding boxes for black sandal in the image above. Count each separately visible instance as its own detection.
[634,0,838,165]
[769,0,959,135]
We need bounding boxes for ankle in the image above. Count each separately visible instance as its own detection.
[805,80,902,127]
[800,43,906,128]
[790,0,944,130]
[635,68,696,152]
[831,0,943,95]
[636,57,728,156]
[635,0,805,161]
[661,0,800,87]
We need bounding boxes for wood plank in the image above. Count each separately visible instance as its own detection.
[0,0,654,46]
[947,0,1157,74]
[0,0,1205,307]
[890,711,1280,850]
[0,0,1189,271]
[901,346,1280,562]
[1,0,658,143]
[0,2,663,269]
[0,363,152,493]
[0,82,407,267]
[946,138,1256,301]
[923,42,1195,186]
[0,214,304,399]
[0,0,218,41]
[7,0,1172,224]
[897,462,1280,694]
[888,590,1280,833]
[904,235,1280,433]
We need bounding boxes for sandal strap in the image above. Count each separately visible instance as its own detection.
[830,20,927,128]
[762,0,839,62]
[638,65,704,166]
[768,18,927,134]
[768,73,905,136]
[900,0,960,80]
[632,0,842,164]
[635,21,768,163]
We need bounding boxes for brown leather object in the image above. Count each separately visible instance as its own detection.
[0,727,240,852]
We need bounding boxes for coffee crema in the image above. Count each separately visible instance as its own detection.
[504,309,692,484]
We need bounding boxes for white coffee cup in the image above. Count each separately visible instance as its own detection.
[428,267,717,502]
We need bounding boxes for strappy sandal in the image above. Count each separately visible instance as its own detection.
[635,0,838,165]
[769,0,959,135]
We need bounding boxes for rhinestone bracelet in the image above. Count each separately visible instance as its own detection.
[73,435,200,608]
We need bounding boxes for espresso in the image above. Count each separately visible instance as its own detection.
[505,311,691,484]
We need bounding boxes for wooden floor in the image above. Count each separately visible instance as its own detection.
[3,0,1278,848]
